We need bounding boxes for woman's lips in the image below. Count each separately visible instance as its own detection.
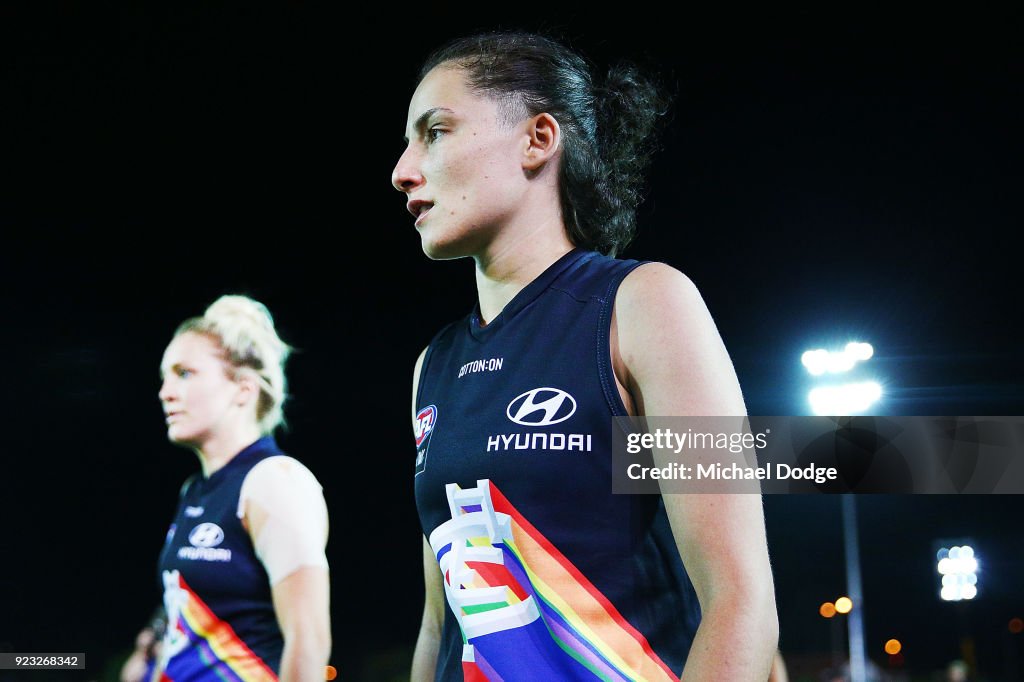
[415,205,433,226]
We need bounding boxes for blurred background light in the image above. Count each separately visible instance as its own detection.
[802,342,874,376]
[937,545,979,601]
[809,381,882,415]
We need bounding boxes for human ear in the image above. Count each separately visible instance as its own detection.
[234,373,260,408]
[522,113,561,171]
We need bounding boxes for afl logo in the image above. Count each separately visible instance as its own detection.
[188,523,225,548]
[415,405,437,446]
[507,387,577,426]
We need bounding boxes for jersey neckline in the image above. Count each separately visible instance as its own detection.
[199,435,280,488]
[467,248,594,341]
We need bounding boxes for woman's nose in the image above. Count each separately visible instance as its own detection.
[158,378,175,403]
[391,146,424,193]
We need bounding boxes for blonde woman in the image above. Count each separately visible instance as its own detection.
[122,295,330,682]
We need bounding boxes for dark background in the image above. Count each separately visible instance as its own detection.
[2,4,1022,681]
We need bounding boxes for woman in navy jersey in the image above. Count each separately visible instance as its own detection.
[394,32,779,680]
[121,295,330,682]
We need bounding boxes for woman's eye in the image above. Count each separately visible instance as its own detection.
[177,368,193,378]
[426,127,445,143]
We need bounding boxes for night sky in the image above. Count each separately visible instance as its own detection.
[2,5,1022,681]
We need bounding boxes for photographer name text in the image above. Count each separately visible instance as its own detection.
[627,461,838,483]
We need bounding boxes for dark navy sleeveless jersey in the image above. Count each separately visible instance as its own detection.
[154,436,283,682]
[414,248,700,681]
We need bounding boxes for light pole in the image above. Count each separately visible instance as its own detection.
[842,495,867,682]
[802,342,878,682]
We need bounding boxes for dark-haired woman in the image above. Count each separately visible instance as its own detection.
[394,32,778,681]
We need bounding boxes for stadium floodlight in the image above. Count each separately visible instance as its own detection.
[808,381,883,415]
[937,545,979,601]
[802,342,874,376]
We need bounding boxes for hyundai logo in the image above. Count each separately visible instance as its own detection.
[506,387,577,426]
[188,523,225,548]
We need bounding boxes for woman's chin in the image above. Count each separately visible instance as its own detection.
[419,227,481,261]
[166,426,197,447]
[420,238,465,261]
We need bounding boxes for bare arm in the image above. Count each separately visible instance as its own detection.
[768,650,789,682]
[271,566,332,682]
[411,535,446,681]
[244,470,332,681]
[119,625,156,682]
[119,607,165,682]
[410,346,446,681]
[615,263,779,680]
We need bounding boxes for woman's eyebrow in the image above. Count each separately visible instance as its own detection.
[404,107,454,144]
[159,362,177,379]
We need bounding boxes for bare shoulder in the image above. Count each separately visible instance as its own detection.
[245,455,316,482]
[614,261,718,361]
[614,261,745,416]
[412,345,429,380]
[237,456,325,522]
[412,345,429,420]
[615,261,704,318]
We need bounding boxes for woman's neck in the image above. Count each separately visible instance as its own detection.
[473,226,575,326]
[196,424,264,477]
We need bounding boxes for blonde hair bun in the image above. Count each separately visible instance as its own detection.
[176,294,292,434]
